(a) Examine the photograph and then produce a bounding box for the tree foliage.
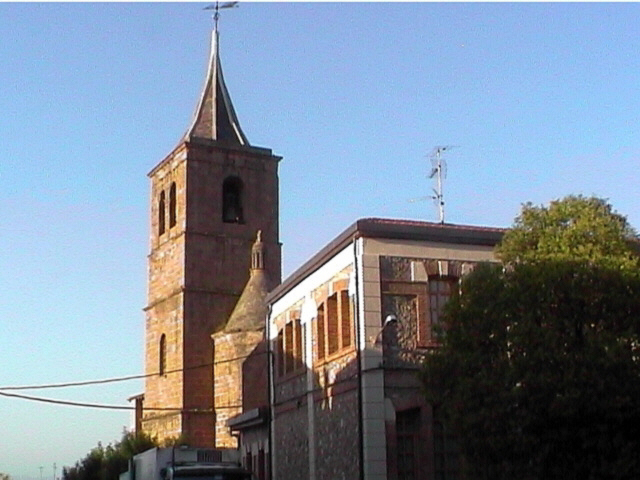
[496,195,638,269]
[62,431,158,480]
[423,196,640,479]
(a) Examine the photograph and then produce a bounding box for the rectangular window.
[316,304,326,361]
[315,290,354,362]
[327,293,339,355]
[266,450,271,480]
[294,318,303,370]
[284,322,294,374]
[340,290,352,348]
[258,448,266,480]
[397,408,420,480]
[277,318,305,377]
[433,407,461,480]
[276,330,284,377]
[244,451,253,473]
[428,277,457,339]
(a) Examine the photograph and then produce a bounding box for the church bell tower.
[142,24,281,446]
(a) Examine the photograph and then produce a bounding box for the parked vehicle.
[119,447,254,480]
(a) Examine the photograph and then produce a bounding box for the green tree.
[423,196,640,480]
[496,195,638,269]
[62,431,157,480]
[1,473,12,480]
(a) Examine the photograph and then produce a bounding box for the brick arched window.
[169,182,177,228]
[159,334,167,376]
[158,191,166,236]
[222,176,244,224]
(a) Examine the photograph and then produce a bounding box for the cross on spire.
[185,1,247,145]
[204,1,239,32]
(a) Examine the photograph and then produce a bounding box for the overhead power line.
[0,372,149,391]
[0,351,268,411]
[0,390,242,412]
[0,351,267,391]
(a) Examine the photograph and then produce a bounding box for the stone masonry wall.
[378,254,493,480]
[186,144,281,289]
[144,139,281,448]
[274,406,309,480]
[273,265,361,480]
[314,388,360,480]
[178,143,281,446]
[143,148,187,443]
[212,330,266,448]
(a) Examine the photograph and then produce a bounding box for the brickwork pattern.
[143,139,281,446]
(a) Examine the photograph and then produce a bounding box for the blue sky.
[1,2,639,477]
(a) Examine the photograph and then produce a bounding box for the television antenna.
[204,1,239,31]
[408,146,455,223]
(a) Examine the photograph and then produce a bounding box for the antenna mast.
[429,146,452,224]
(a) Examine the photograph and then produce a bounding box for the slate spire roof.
[184,27,249,146]
[224,231,270,333]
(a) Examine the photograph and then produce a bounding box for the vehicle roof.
[173,463,248,473]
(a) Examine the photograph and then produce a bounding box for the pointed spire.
[184,26,249,146]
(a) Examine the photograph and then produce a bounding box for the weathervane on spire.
[204,1,239,32]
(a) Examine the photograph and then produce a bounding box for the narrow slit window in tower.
[158,191,166,236]
[169,182,177,228]
[159,334,167,376]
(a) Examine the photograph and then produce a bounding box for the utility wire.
[0,372,149,391]
[0,390,243,411]
[0,351,268,411]
[0,351,268,391]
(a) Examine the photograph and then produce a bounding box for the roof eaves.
[266,220,360,304]
[267,218,506,305]
[228,406,269,431]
